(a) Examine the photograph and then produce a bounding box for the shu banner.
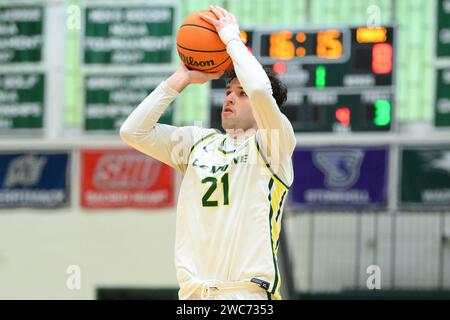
[80,149,174,209]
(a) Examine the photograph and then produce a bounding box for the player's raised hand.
[199,5,242,45]
[199,5,237,29]
[166,63,223,92]
[181,63,224,84]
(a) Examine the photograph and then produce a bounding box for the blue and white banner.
[289,146,389,209]
[0,152,70,208]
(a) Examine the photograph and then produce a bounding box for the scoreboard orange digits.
[267,29,343,60]
[269,31,295,60]
[317,29,343,59]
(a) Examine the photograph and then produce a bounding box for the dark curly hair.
[225,66,288,108]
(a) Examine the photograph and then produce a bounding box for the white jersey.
[120,37,296,300]
[175,131,290,300]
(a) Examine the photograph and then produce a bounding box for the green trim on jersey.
[267,178,279,295]
[275,191,287,222]
[188,132,220,163]
[275,190,287,252]
[254,136,291,190]
[217,137,236,155]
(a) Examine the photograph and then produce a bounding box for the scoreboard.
[210,26,395,133]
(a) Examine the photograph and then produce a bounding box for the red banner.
[81,149,174,209]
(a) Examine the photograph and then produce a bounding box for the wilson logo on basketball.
[179,52,215,67]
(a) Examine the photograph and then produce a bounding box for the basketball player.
[120,5,295,300]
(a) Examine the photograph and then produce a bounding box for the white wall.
[0,207,178,299]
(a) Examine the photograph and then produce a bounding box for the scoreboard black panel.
[210,26,395,133]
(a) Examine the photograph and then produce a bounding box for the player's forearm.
[226,40,272,97]
[166,71,190,93]
[120,81,178,144]
[228,40,296,156]
[227,40,292,132]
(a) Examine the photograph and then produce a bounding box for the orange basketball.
[177,10,232,73]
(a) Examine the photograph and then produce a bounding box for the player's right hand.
[178,63,224,84]
[166,63,223,93]
[199,5,241,45]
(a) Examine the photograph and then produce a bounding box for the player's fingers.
[193,71,223,84]
[212,70,225,79]
[213,5,229,17]
[198,12,219,26]
[209,5,225,19]
[206,70,224,81]
[205,69,222,77]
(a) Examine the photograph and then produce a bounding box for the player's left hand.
[199,5,242,45]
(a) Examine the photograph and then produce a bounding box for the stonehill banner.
[289,146,388,210]
[80,149,174,209]
[0,152,70,208]
[400,146,450,209]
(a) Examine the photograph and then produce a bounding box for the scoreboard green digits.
[210,26,395,133]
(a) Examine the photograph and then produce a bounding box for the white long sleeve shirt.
[120,39,296,300]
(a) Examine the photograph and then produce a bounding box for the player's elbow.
[287,129,296,153]
[119,125,134,145]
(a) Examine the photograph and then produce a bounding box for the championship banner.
[0,6,43,63]
[0,73,45,130]
[0,152,70,208]
[84,6,174,65]
[81,149,174,208]
[0,6,45,131]
[435,67,450,127]
[84,72,173,131]
[400,146,450,208]
[437,0,450,58]
[289,146,388,209]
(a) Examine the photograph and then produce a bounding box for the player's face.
[221,78,257,132]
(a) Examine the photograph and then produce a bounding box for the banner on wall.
[83,6,174,65]
[84,72,173,131]
[0,6,45,131]
[81,149,174,208]
[289,146,388,209]
[400,146,450,208]
[0,6,43,64]
[435,68,450,127]
[437,0,450,58]
[0,152,70,208]
[0,73,45,130]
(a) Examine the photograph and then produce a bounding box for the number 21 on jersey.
[201,173,230,207]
